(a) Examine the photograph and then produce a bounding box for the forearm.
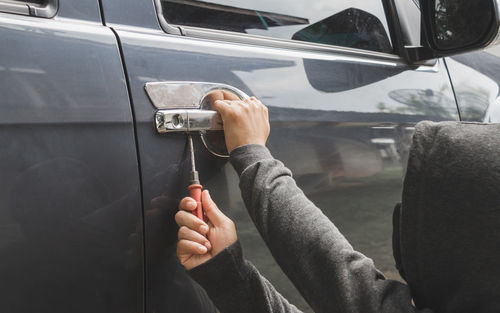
[230,145,423,313]
[189,241,302,313]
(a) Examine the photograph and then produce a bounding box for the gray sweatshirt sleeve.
[189,240,302,313]
[191,144,427,313]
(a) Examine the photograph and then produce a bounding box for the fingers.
[222,90,240,100]
[212,99,231,117]
[179,197,197,212]
[177,239,208,256]
[249,97,267,111]
[212,96,269,153]
[202,190,230,227]
[178,226,212,250]
[211,90,242,116]
[205,90,241,103]
[213,98,266,117]
[175,210,209,235]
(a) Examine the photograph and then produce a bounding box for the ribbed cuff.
[189,240,245,284]
[229,144,273,176]
[188,241,251,311]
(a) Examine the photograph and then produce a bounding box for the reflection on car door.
[101,0,459,311]
[0,1,143,312]
[445,47,500,122]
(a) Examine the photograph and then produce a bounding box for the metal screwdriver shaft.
[188,134,199,184]
[187,135,204,220]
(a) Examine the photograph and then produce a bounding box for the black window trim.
[152,0,404,62]
[0,0,58,18]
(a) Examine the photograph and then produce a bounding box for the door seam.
[110,25,148,313]
[442,57,463,121]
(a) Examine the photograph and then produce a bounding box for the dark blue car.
[0,0,499,312]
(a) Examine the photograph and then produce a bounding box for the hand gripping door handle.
[145,81,250,133]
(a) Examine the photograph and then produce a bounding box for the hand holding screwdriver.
[176,96,269,270]
[176,190,237,270]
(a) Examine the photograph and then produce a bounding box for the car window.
[5,0,46,4]
[0,0,54,17]
[160,0,393,53]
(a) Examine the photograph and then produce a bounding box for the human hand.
[212,97,270,153]
[203,89,240,130]
[175,190,237,270]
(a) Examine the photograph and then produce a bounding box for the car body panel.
[105,0,459,306]
[101,0,159,29]
[445,47,500,122]
[56,0,101,22]
[7,0,497,311]
[0,4,143,313]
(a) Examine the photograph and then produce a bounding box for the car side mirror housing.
[407,0,500,61]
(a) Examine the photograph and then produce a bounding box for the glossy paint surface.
[446,47,500,122]
[101,0,159,29]
[112,9,458,310]
[0,9,143,313]
[5,0,498,311]
[55,0,101,22]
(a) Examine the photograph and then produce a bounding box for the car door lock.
[145,81,250,157]
[155,109,222,133]
[146,81,249,134]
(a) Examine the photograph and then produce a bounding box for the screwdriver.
[187,134,204,221]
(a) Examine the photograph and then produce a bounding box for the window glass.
[161,0,393,53]
[7,0,46,4]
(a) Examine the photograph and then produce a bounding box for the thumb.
[202,190,228,226]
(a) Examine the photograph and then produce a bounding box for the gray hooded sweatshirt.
[189,121,500,313]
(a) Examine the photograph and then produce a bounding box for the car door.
[444,46,500,123]
[100,0,459,312]
[0,1,143,312]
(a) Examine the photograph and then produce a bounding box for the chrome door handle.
[155,109,222,133]
[145,81,249,134]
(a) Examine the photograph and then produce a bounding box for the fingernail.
[199,246,207,253]
[200,225,209,233]
[205,190,211,199]
[187,200,197,209]
[204,241,212,250]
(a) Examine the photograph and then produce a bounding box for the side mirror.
[408,0,500,61]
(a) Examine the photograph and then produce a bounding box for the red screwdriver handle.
[188,184,204,221]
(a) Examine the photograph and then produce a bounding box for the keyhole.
[171,114,184,129]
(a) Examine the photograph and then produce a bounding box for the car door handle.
[145,81,249,133]
[155,109,222,133]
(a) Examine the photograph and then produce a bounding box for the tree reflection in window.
[163,0,309,33]
[292,8,392,53]
[10,0,46,4]
[162,0,393,53]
